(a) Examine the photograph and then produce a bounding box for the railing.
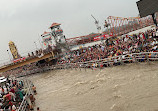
[53,52,158,69]
[0,60,13,68]
[17,79,33,111]
[14,52,158,110]
[0,47,54,70]
[14,52,158,78]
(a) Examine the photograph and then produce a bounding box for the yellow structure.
[8,41,20,59]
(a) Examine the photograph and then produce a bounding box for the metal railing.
[54,52,158,69]
[13,52,158,78]
[14,52,158,110]
[0,47,53,70]
[18,79,33,111]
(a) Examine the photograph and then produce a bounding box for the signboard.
[93,34,110,41]
[94,36,101,41]
[13,57,26,63]
[137,0,158,17]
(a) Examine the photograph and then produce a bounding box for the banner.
[13,57,26,63]
[93,34,110,41]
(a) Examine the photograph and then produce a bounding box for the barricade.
[11,52,157,111]
[18,79,34,111]
[11,52,158,78]
[55,52,158,70]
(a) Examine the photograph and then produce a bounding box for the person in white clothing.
[3,86,7,95]
[0,88,3,95]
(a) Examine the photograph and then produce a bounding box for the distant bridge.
[0,52,54,73]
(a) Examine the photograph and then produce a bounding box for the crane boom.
[91,14,102,33]
[91,14,97,21]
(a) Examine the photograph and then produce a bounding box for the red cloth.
[6,94,11,100]
[9,101,13,106]
[100,65,103,68]
[10,88,15,93]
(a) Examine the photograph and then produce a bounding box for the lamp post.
[34,41,38,50]
[38,35,44,50]
[7,50,11,61]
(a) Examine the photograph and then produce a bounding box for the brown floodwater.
[28,62,158,111]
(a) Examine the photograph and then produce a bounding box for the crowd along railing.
[13,52,158,78]
[54,52,158,69]
[15,52,158,110]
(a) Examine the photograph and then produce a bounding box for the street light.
[34,41,38,50]
[38,35,44,50]
[7,50,11,61]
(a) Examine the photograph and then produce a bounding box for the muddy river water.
[29,62,158,111]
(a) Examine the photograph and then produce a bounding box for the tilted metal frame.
[65,15,154,47]
[107,15,154,37]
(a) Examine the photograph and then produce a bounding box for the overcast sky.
[0,0,139,63]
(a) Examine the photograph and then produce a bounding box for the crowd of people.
[2,63,38,77]
[0,78,24,110]
[1,29,158,76]
[0,77,40,111]
[0,25,157,111]
[2,62,53,77]
[58,29,158,64]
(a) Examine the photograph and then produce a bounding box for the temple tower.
[8,41,20,59]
